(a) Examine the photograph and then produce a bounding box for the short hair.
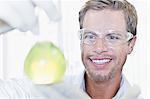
[79,0,138,36]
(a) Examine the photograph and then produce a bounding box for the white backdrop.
[0,0,149,98]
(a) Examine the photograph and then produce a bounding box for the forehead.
[83,9,126,32]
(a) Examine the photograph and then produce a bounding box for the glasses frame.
[78,28,134,46]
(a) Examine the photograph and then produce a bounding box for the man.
[0,0,142,99]
[78,0,142,98]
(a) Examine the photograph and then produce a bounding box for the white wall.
[0,0,149,98]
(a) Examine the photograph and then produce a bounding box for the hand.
[0,0,60,34]
[120,85,141,99]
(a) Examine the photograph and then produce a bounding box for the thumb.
[120,85,141,99]
[0,19,12,34]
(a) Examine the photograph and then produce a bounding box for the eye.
[106,33,122,41]
[83,32,96,40]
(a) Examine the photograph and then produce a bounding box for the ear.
[127,36,136,54]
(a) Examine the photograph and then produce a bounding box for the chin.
[85,65,119,83]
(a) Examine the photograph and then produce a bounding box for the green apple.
[24,41,66,84]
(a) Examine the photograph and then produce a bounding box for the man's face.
[81,9,136,82]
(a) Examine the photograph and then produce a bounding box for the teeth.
[92,59,110,65]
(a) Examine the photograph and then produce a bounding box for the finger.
[32,0,61,22]
[0,1,21,33]
[7,0,37,32]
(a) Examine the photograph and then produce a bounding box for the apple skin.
[24,41,66,84]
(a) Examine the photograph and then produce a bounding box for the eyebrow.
[84,31,98,36]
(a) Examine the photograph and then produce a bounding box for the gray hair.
[79,0,138,35]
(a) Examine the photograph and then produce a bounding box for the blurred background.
[0,0,149,98]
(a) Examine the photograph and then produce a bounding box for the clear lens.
[79,28,133,46]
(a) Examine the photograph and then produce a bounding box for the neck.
[85,72,121,99]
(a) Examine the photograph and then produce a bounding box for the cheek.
[81,45,91,64]
[117,47,127,55]
[81,46,88,58]
[113,46,128,65]
[81,49,87,67]
[81,44,91,54]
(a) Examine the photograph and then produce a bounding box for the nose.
[93,39,108,54]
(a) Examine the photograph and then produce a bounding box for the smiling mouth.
[89,57,112,69]
[92,59,111,65]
